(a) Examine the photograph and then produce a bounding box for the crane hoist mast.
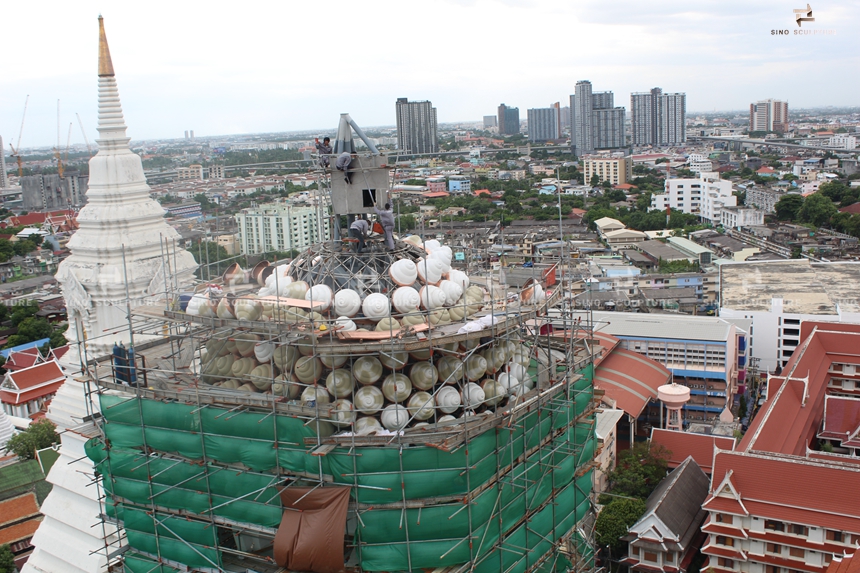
[8,95,29,177]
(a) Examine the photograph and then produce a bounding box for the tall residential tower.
[749,99,789,133]
[497,103,520,135]
[570,81,626,156]
[395,98,438,154]
[630,87,687,146]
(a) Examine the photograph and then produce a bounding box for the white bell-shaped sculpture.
[407,392,435,421]
[254,341,275,363]
[249,364,274,390]
[436,386,462,414]
[423,239,441,253]
[482,347,507,374]
[511,346,531,367]
[409,361,438,390]
[305,284,333,312]
[234,333,260,357]
[428,249,451,274]
[419,285,447,310]
[362,293,391,320]
[375,317,401,332]
[234,298,263,321]
[437,414,457,423]
[326,369,354,398]
[522,375,535,391]
[294,356,323,383]
[273,345,299,371]
[331,399,356,427]
[353,356,384,385]
[448,269,470,292]
[465,354,488,381]
[216,297,235,319]
[390,259,418,286]
[437,356,464,385]
[355,416,383,435]
[334,289,361,317]
[231,356,256,378]
[505,362,529,383]
[286,281,309,299]
[497,372,520,395]
[301,385,330,405]
[335,316,357,332]
[482,379,506,406]
[382,373,412,403]
[433,245,453,267]
[438,280,463,307]
[320,351,348,369]
[392,287,421,314]
[354,386,385,414]
[381,404,410,431]
[272,374,300,398]
[462,382,486,409]
[187,292,215,317]
[379,350,409,370]
[400,313,426,327]
[416,257,444,284]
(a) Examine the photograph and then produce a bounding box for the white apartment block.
[209,165,225,179]
[582,156,632,186]
[236,203,330,255]
[720,206,764,229]
[829,135,857,150]
[176,164,204,181]
[687,154,713,174]
[651,172,736,224]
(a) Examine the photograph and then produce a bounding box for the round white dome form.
[334,289,362,317]
[305,284,333,311]
[0,410,16,452]
[389,259,418,286]
[657,383,691,407]
[392,287,421,314]
[436,386,462,414]
[381,404,410,431]
[362,293,391,320]
[419,285,447,310]
[355,416,383,435]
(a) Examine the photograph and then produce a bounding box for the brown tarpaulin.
[274,486,351,573]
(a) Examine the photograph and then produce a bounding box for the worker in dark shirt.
[349,218,370,253]
[314,137,332,168]
[375,203,395,250]
[336,152,357,184]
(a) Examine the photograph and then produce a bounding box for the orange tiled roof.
[0,493,40,528]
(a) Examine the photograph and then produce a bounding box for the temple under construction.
[27,17,600,573]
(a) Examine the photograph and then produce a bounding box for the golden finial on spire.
[98,16,115,78]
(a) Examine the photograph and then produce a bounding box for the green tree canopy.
[797,192,837,227]
[4,419,59,460]
[774,194,804,221]
[595,498,648,555]
[606,442,671,499]
[0,544,14,573]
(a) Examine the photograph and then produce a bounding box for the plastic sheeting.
[274,487,351,573]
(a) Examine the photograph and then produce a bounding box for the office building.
[749,99,789,133]
[208,164,225,179]
[527,107,560,142]
[582,155,632,186]
[482,115,497,129]
[630,87,687,146]
[720,206,764,229]
[236,203,331,254]
[497,103,520,135]
[175,164,204,181]
[395,98,438,154]
[570,81,626,155]
[447,175,471,194]
[651,172,736,224]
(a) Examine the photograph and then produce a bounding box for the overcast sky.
[2,0,857,149]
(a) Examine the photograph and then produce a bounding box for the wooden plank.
[256,296,326,310]
[311,444,337,457]
[335,323,429,341]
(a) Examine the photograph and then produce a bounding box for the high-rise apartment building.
[497,104,520,135]
[395,98,438,154]
[570,81,626,156]
[630,87,687,146]
[236,203,331,255]
[527,107,560,142]
[482,115,497,129]
[749,99,789,133]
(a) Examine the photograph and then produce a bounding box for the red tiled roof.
[5,361,65,391]
[702,495,748,516]
[0,382,63,406]
[0,520,41,546]
[757,167,775,173]
[0,493,40,528]
[594,347,671,418]
[4,210,74,228]
[701,521,747,538]
[422,191,450,198]
[711,450,860,533]
[3,348,42,372]
[827,552,860,573]
[650,429,735,473]
[746,528,850,555]
[839,203,860,215]
[474,189,491,196]
[701,544,746,560]
[820,395,860,442]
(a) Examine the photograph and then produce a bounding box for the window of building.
[718,558,735,569]
[766,566,781,573]
[717,536,735,547]
[715,513,733,524]
[767,543,781,554]
[791,524,808,536]
[789,547,804,559]
[826,530,844,543]
[642,551,659,563]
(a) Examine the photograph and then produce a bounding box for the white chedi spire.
[56,16,196,360]
[23,18,196,573]
[0,409,15,452]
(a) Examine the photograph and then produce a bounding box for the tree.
[41,239,53,250]
[606,442,671,499]
[10,301,39,327]
[0,544,14,573]
[774,194,804,221]
[12,239,37,256]
[589,174,600,187]
[187,240,233,280]
[4,419,59,460]
[595,498,647,555]
[3,316,54,349]
[797,192,837,227]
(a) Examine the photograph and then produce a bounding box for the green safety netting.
[122,507,220,570]
[123,552,182,573]
[90,372,595,573]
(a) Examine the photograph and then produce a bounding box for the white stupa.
[23,17,197,573]
[0,409,15,452]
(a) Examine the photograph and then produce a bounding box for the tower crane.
[76,113,93,156]
[55,100,63,178]
[8,95,29,177]
[60,122,72,179]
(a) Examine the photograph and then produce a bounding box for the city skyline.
[1,0,857,148]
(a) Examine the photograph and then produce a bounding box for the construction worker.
[375,202,396,250]
[349,217,370,253]
[314,137,332,168]
[336,152,357,184]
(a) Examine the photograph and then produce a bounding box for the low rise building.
[651,172,736,224]
[175,164,204,181]
[582,156,633,186]
[746,186,790,214]
[720,206,765,229]
[448,176,471,194]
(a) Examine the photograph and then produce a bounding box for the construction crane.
[55,100,63,178]
[76,113,93,156]
[60,122,72,179]
[8,95,29,177]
